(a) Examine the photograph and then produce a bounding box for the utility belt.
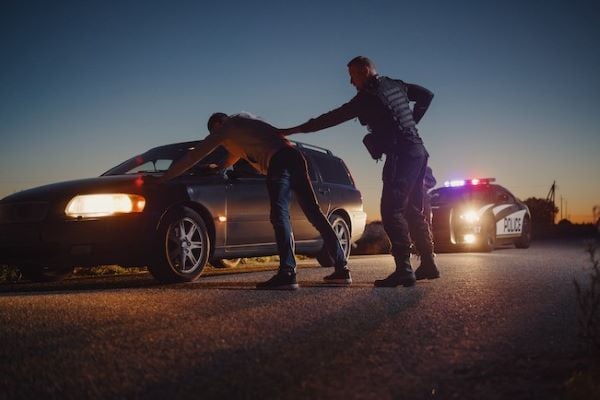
[362,129,422,160]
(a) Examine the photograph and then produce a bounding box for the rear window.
[310,153,354,186]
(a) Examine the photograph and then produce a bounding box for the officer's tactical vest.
[359,76,422,147]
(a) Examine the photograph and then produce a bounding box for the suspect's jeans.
[380,144,434,262]
[267,147,347,274]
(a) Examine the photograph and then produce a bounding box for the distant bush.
[352,221,391,255]
[524,197,558,238]
[0,264,21,282]
[557,220,598,238]
[574,241,600,353]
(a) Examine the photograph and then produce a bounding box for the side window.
[312,153,353,186]
[304,155,318,182]
[495,187,514,203]
[231,159,263,179]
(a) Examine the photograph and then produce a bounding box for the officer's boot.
[414,252,440,280]
[374,254,416,287]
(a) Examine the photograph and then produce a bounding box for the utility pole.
[547,181,557,223]
[560,196,563,221]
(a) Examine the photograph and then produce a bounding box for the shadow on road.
[0,273,431,295]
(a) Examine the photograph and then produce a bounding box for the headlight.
[65,194,146,218]
[460,210,480,224]
[463,234,477,244]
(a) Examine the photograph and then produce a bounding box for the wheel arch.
[329,208,352,236]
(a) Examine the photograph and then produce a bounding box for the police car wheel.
[514,217,531,249]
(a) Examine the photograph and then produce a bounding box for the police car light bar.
[444,178,496,187]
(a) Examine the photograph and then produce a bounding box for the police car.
[429,178,531,252]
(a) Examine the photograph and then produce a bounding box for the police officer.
[281,56,440,287]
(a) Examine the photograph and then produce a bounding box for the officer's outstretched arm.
[280,98,360,135]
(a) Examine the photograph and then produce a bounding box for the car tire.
[19,265,74,283]
[316,214,351,267]
[514,217,531,249]
[210,258,242,268]
[148,207,210,283]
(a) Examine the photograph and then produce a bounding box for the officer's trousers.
[380,145,434,262]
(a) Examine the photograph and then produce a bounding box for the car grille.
[0,202,49,223]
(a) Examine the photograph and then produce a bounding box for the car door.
[493,187,526,238]
[225,160,274,246]
[291,149,331,241]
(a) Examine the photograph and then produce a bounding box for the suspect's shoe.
[374,272,416,288]
[414,266,440,280]
[256,271,299,290]
[323,269,352,285]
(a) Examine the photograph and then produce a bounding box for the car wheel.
[478,220,496,253]
[316,214,351,267]
[514,217,531,249]
[148,207,210,283]
[19,265,74,283]
[210,258,242,268]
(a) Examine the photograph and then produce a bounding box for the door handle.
[318,188,330,194]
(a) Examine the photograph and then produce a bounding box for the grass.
[565,239,600,399]
[574,240,600,352]
[0,255,313,283]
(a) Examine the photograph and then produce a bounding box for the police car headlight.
[463,234,477,244]
[65,194,146,218]
[460,210,480,224]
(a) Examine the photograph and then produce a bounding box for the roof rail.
[292,140,333,156]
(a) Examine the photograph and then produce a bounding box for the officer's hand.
[279,127,302,136]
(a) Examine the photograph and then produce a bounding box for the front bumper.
[432,207,486,249]
[349,210,367,243]
[0,215,153,267]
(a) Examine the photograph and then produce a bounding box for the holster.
[362,133,383,160]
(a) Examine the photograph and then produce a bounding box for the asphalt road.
[0,239,596,400]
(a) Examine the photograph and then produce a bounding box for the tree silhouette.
[524,197,558,237]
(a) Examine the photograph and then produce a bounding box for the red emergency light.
[444,178,496,187]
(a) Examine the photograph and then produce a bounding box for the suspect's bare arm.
[161,133,223,181]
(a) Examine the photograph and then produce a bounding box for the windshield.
[430,185,495,206]
[102,142,228,176]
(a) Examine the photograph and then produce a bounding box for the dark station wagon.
[0,141,367,283]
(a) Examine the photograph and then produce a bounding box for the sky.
[1,0,599,223]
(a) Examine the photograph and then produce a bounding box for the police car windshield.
[430,186,494,206]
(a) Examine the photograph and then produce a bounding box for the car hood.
[1,175,149,203]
